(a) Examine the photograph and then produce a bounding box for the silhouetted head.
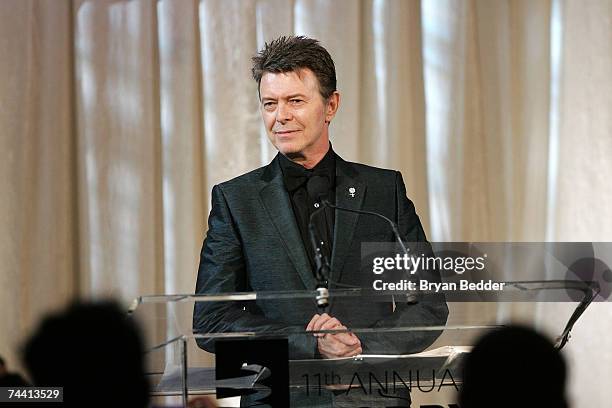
[22,300,149,408]
[0,355,6,376]
[460,325,567,408]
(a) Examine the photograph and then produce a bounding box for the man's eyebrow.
[261,94,307,102]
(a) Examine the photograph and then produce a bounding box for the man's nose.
[276,102,292,123]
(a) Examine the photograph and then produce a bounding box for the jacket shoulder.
[214,164,269,196]
[343,160,399,181]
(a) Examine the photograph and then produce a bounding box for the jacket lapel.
[330,157,366,285]
[259,156,316,290]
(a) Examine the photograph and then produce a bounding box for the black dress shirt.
[279,146,336,270]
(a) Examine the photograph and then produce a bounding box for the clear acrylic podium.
[129,281,596,407]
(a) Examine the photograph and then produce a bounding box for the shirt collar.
[279,144,336,191]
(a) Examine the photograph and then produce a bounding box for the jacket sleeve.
[192,184,317,359]
[360,171,449,354]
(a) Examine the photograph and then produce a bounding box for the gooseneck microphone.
[307,175,333,309]
[322,199,421,304]
[325,200,421,304]
[308,221,331,309]
[307,177,422,307]
[320,200,410,258]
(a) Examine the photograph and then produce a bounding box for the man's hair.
[251,35,337,100]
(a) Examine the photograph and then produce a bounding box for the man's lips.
[274,129,301,135]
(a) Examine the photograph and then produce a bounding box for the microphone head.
[307,175,330,202]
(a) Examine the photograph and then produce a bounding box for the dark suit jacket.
[193,153,448,360]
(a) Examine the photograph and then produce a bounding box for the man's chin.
[276,144,305,160]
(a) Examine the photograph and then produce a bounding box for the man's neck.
[285,143,330,169]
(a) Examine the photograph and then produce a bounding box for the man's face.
[259,68,339,163]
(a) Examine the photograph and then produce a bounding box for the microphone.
[320,200,409,257]
[307,176,332,309]
[319,199,420,304]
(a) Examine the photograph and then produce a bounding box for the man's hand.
[306,313,362,359]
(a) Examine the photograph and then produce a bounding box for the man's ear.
[325,91,340,123]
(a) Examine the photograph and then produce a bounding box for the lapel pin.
[348,187,356,197]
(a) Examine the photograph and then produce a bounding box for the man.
[193,36,448,405]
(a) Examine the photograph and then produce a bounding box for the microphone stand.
[307,198,424,308]
[308,213,331,309]
[320,199,420,304]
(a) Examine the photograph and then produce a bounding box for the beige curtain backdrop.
[1,0,610,406]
